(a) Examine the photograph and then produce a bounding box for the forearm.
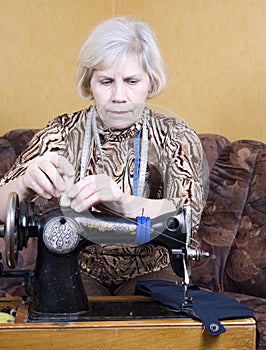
[0,177,34,222]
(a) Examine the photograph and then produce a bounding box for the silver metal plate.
[43,216,80,254]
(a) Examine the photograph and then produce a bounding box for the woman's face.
[90,55,151,129]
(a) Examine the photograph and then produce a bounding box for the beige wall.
[1,0,265,143]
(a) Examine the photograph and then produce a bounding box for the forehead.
[95,54,146,76]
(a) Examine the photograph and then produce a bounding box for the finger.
[69,174,122,212]
[38,159,66,193]
[23,167,57,198]
[68,175,96,198]
[69,174,119,203]
[47,153,75,177]
[69,176,100,210]
[69,182,97,207]
[29,183,53,199]
[71,193,100,212]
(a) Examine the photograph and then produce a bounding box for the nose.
[112,81,126,103]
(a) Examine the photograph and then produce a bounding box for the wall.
[0,0,265,142]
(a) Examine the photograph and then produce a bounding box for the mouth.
[108,110,132,115]
[99,108,142,129]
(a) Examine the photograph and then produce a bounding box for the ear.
[147,89,154,99]
[147,80,153,98]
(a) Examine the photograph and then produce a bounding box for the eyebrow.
[95,73,143,79]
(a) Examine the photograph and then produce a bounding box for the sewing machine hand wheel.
[5,192,20,268]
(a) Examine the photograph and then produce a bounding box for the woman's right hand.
[21,152,75,200]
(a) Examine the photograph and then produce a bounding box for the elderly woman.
[0,17,204,295]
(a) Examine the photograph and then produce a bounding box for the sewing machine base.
[27,295,183,322]
[0,296,256,350]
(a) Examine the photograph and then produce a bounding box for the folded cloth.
[135,280,258,342]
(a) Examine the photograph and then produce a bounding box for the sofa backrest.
[0,129,37,178]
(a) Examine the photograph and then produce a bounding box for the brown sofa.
[0,129,265,349]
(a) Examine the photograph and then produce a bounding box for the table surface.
[0,296,257,350]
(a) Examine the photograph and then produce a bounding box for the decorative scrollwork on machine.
[43,216,81,254]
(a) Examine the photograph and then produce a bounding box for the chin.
[102,112,140,130]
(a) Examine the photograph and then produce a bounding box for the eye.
[100,79,113,86]
[126,78,139,85]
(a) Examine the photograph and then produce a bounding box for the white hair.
[77,16,167,100]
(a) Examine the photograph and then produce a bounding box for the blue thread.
[133,131,141,196]
[135,216,150,245]
[135,216,141,245]
[145,216,151,243]
[140,216,145,245]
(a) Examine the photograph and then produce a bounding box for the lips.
[111,111,130,115]
[108,110,131,114]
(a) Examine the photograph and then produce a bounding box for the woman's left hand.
[67,173,126,213]
[67,173,175,219]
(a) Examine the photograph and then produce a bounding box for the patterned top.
[0,106,204,286]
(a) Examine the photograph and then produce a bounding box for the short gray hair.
[77,16,167,100]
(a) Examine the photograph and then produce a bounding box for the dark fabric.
[135,280,257,341]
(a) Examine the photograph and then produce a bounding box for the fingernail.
[44,194,52,200]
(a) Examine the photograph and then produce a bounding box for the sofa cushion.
[224,147,266,298]
[199,133,230,171]
[3,129,38,157]
[192,138,266,299]
[0,129,37,179]
[0,137,17,178]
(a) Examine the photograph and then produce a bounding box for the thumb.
[49,153,75,177]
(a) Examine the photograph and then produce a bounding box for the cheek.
[137,79,151,101]
[135,86,150,102]
[92,88,109,108]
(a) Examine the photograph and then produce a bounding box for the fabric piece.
[135,280,255,337]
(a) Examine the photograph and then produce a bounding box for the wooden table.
[0,296,256,350]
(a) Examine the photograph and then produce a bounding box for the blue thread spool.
[135,216,150,245]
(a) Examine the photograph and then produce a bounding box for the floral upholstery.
[192,134,266,349]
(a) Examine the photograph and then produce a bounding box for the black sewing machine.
[0,192,208,322]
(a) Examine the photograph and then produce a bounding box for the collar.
[96,110,146,144]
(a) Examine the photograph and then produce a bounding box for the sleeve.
[0,116,68,186]
[165,122,205,233]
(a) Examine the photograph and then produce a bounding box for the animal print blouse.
[0,106,204,286]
